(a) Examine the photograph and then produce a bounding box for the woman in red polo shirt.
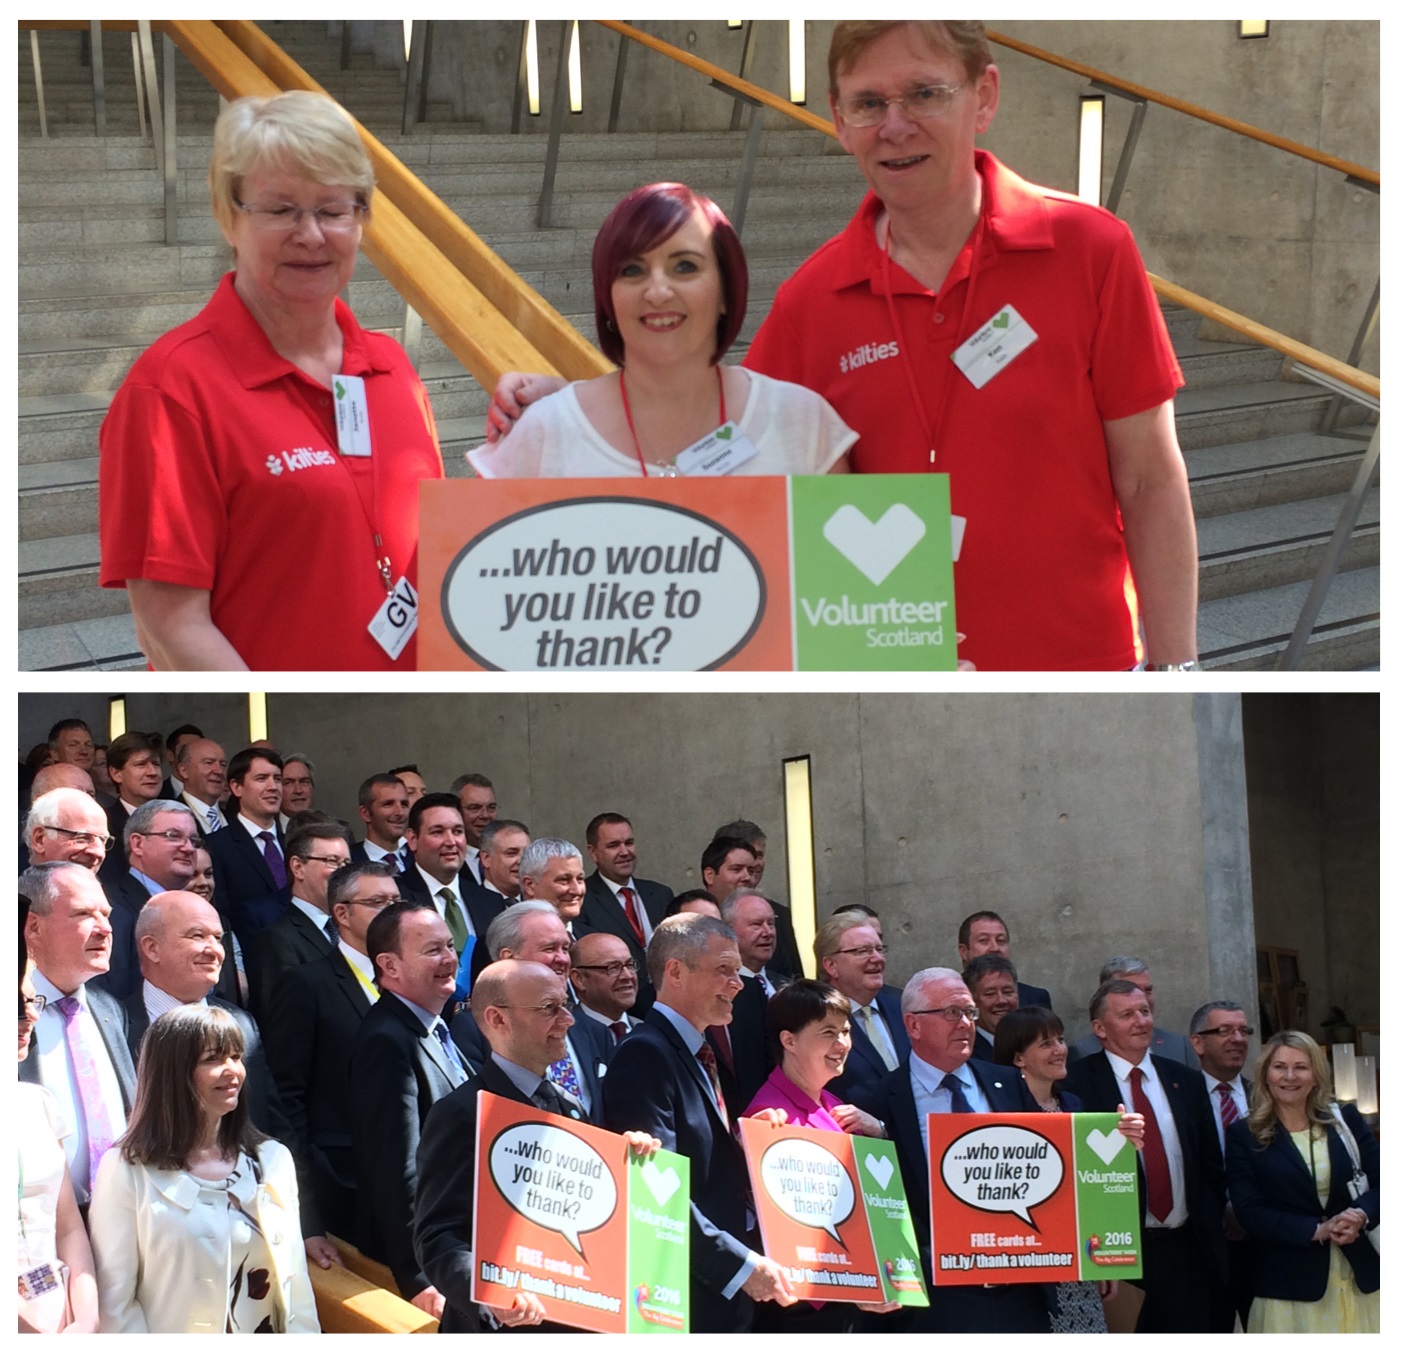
[99,91,443,670]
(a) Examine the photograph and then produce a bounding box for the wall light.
[783,754,816,977]
[568,20,583,114]
[727,20,743,29]
[1332,1041,1358,1100]
[788,20,806,105]
[402,20,412,63]
[108,696,126,740]
[248,693,268,744]
[1356,1055,1378,1114]
[1077,93,1105,206]
[1238,21,1270,38]
[526,20,541,116]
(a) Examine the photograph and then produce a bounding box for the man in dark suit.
[603,913,796,1332]
[170,737,229,839]
[850,966,1051,1331]
[350,902,474,1320]
[815,912,909,1102]
[19,861,137,1206]
[476,818,531,905]
[1190,999,1256,1331]
[159,722,204,801]
[1064,980,1228,1332]
[451,901,613,1121]
[715,889,782,1108]
[957,909,1053,1010]
[267,862,399,1243]
[578,812,673,1012]
[99,730,165,881]
[1067,956,1199,1068]
[416,958,632,1333]
[451,772,498,889]
[569,931,643,1041]
[712,819,803,979]
[963,953,1021,1064]
[396,793,503,958]
[23,783,111,876]
[247,819,351,1022]
[205,746,288,954]
[517,838,588,935]
[349,772,411,870]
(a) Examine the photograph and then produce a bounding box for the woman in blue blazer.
[1225,1030,1378,1333]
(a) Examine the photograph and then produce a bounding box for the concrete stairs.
[17,22,1379,671]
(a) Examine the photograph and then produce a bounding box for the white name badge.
[334,373,372,456]
[673,422,760,477]
[952,305,1039,389]
[368,575,418,660]
[950,514,967,563]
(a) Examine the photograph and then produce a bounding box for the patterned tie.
[256,831,286,887]
[941,1072,974,1112]
[437,886,468,954]
[533,1078,582,1119]
[708,1023,735,1076]
[547,1051,584,1103]
[609,1021,627,1044]
[860,1004,898,1071]
[1130,1066,1174,1222]
[55,997,117,1182]
[618,887,646,945]
[430,1021,469,1086]
[1217,1081,1240,1128]
[695,1040,729,1130]
[205,804,223,833]
[322,914,339,946]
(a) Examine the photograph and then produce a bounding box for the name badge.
[674,422,760,477]
[368,575,418,660]
[952,305,1038,389]
[334,373,372,456]
[950,514,967,563]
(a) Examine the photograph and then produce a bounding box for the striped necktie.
[1217,1081,1239,1128]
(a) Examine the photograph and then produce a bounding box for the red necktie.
[709,1023,735,1076]
[1217,1081,1239,1128]
[695,1040,729,1130]
[1129,1066,1173,1223]
[618,886,645,945]
[609,1021,627,1044]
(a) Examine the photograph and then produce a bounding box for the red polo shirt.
[100,273,444,670]
[745,151,1183,671]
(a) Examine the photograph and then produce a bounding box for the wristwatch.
[1145,661,1199,672]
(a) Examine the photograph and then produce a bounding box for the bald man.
[30,763,98,800]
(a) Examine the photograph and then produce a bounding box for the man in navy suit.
[957,909,1053,1010]
[170,738,229,839]
[711,820,803,979]
[577,812,673,1012]
[451,900,614,1121]
[816,912,909,1102]
[603,914,796,1332]
[349,773,412,870]
[850,966,1051,1331]
[395,794,504,959]
[158,722,203,801]
[451,772,498,889]
[204,746,288,954]
[1065,980,1227,1332]
[963,953,1021,1063]
[99,731,165,881]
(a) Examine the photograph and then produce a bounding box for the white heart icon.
[1085,1128,1128,1165]
[640,1159,681,1206]
[822,504,927,585]
[864,1152,894,1190]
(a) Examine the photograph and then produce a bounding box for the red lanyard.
[879,197,988,468]
[620,365,727,477]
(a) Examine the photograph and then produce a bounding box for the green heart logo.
[334,379,346,399]
[715,425,733,440]
[992,312,1010,330]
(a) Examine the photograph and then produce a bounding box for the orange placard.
[418,478,792,670]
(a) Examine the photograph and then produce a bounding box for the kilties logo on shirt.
[266,447,336,476]
[839,339,900,375]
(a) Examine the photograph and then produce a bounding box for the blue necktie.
[941,1072,974,1112]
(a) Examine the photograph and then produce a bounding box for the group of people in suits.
[17,727,1380,1334]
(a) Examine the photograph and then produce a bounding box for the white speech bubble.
[441,498,766,670]
[489,1121,617,1257]
[759,1138,856,1245]
[939,1124,1065,1229]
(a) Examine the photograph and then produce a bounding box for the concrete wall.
[21,690,1277,1044]
[381,19,1376,364]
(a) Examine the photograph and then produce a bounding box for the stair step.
[1187,431,1370,518]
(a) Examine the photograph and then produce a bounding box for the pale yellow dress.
[1247,1127,1380,1334]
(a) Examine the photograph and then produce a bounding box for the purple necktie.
[55,996,117,1183]
[547,1051,584,1102]
[256,831,286,887]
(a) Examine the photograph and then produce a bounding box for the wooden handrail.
[1150,274,1379,401]
[309,1260,438,1334]
[596,20,837,140]
[987,30,1379,188]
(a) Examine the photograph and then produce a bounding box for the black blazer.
[828,984,910,1103]
[452,1008,613,1123]
[205,819,287,953]
[1225,1105,1379,1300]
[766,899,803,982]
[18,983,137,1204]
[713,973,772,1113]
[603,1008,755,1333]
[94,868,152,1001]
[1017,980,1053,1010]
[349,989,465,1298]
[349,839,407,869]
[247,903,337,1024]
[1064,1050,1228,1281]
[575,872,673,1012]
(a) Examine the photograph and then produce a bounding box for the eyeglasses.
[910,1004,980,1023]
[20,994,47,1017]
[135,829,199,847]
[40,825,114,852]
[234,199,367,234]
[836,944,887,958]
[341,896,396,910]
[573,959,638,977]
[1196,1025,1255,1039]
[836,83,966,128]
[302,855,351,869]
[502,1001,573,1020]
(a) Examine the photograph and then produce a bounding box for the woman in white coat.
[89,1004,319,1333]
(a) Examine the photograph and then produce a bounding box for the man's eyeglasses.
[573,960,638,978]
[910,1004,980,1023]
[134,829,199,847]
[836,944,886,958]
[1196,1025,1255,1039]
[302,855,351,869]
[40,825,114,852]
[836,83,966,128]
[501,1001,573,1020]
[20,994,47,1018]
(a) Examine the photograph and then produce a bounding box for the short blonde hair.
[209,90,374,236]
[828,22,993,96]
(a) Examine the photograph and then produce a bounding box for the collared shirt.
[850,995,899,1069]
[338,940,378,1002]
[462,845,483,887]
[289,895,337,944]
[387,990,468,1084]
[1103,1050,1189,1227]
[740,965,778,999]
[237,812,281,851]
[600,874,653,944]
[142,979,203,1025]
[493,1051,547,1102]
[908,1054,991,1154]
[128,867,164,898]
[416,865,474,936]
[1205,1072,1249,1154]
[362,837,401,866]
[577,1002,638,1036]
[29,970,128,1197]
[180,791,222,829]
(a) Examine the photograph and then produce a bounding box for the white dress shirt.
[600,874,653,944]
[1205,1072,1249,1153]
[1104,1050,1189,1227]
[415,865,475,936]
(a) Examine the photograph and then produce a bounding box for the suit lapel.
[329,951,372,1021]
[233,818,276,889]
[583,876,639,951]
[648,1011,728,1133]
